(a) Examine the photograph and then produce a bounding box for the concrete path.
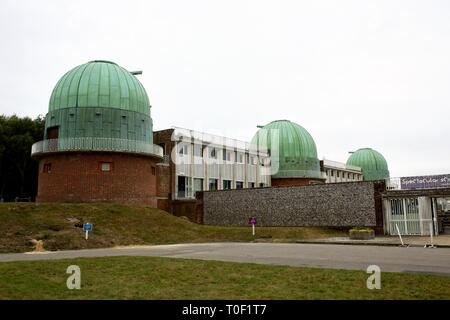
[1,243,449,276]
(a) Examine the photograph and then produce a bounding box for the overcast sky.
[0,0,449,177]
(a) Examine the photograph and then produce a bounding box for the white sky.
[0,0,449,177]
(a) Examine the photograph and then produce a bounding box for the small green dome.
[346,148,390,181]
[250,120,321,179]
[49,60,150,115]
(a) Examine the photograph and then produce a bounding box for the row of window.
[328,170,362,180]
[179,144,259,164]
[42,162,156,175]
[177,176,263,197]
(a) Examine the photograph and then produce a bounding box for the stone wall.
[202,181,385,229]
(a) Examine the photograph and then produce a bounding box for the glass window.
[194,145,203,157]
[209,147,217,159]
[177,176,187,198]
[178,144,188,156]
[193,178,203,192]
[209,178,218,191]
[237,153,244,163]
[248,182,255,188]
[43,163,52,173]
[236,181,244,189]
[223,180,232,190]
[101,162,111,172]
[223,149,231,161]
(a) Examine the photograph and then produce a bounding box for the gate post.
[418,196,432,236]
[383,199,391,235]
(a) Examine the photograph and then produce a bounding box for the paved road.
[1,243,449,276]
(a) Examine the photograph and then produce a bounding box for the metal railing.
[31,137,163,158]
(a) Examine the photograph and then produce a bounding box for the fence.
[31,137,163,157]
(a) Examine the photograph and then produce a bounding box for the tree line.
[0,115,45,201]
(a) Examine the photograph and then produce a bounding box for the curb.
[293,240,450,248]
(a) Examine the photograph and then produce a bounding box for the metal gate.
[387,198,421,235]
[385,197,438,235]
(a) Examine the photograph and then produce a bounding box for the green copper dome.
[44,60,154,144]
[346,148,390,181]
[250,120,321,179]
[49,60,150,115]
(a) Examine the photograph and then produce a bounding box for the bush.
[349,227,375,240]
[349,227,373,233]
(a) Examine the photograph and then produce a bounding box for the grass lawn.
[0,256,449,299]
[0,203,344,253]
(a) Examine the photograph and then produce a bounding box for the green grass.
[0,256,448,299]
[0,203,344,253]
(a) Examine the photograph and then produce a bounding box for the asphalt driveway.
[1,243,449,276]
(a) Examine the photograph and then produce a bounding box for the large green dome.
[346,148,390,181]
[250,120,321,179]
[44,60,153,144]
[49,60,150,115]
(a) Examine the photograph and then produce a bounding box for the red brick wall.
[156,164,171,198]
[170,199,203,224]
[36,152,159,206]
[271,177,325,186]
[153,129,176,199]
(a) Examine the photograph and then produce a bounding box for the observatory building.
[31,60,386,207]
[31,60,163,205]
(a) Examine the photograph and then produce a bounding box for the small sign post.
[83,223,93,240]
[248,217,257,236]
[424,222,436,248]
[395,224,408,247]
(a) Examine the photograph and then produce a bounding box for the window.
[237,153,244,163]
[209,147,217,159]
[236,181,244,189]
[193,178,203,193]
[177,176,188,198]
[259,183,265,188]
[248,182,255,188]
[194,145,203,157]
[209,178,218,191]
[337,171,340,178]
[178,144,188,156]
[151,166,156,175]
[249,156,256,165]
[330,170,334,177]
[43,163,52,173]
[223,180,232,190]
[223,149,231,161]
[101,162,111,172]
